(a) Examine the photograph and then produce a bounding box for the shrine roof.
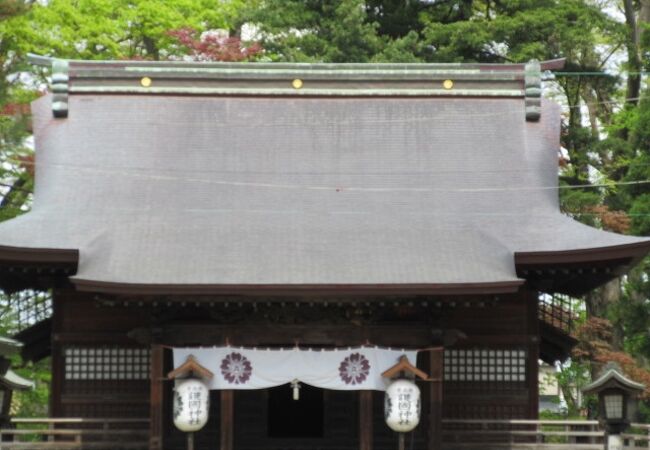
[0,336,22,356]
[0,369,35,391]
[0,57,648,296]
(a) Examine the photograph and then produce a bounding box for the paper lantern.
[173,378,210,432]
[384,379,421,432]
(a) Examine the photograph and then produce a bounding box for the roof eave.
[0,369,34,391]
[71,279,525,297]
[516,241,650,296]
[515,241,650,266]
[0,245,78,264]
[583,369,645,395]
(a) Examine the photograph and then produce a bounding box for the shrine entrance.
[163,386,367,450]
[230,388,429,450]
[267,383,324,438]
[236,387,358,450]
[160,346,435,450]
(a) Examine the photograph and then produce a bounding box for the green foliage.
[10,359,51,418]
[630,97,650,151]
[539,410,567,420]
[0,1,33,225]
[0,111,34,222]
[559,184,601,227]
[629,194,650,235]
[617,274,650,355]
[0,292,52,418]
[421,0,614,63]
[372,31,424,63]
[637,400,650,423]
[2,0,245,60]
[422,17,494,62]
[555,359,591,412]
[246,0,387,62]
[617,97,650,236]
[364,0,433,38]
[1,0,650,422]
[247,0,617,67]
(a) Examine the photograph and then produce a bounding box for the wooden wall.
[51,288,540,449]
[442,290,539,419]
[51,289,151,418]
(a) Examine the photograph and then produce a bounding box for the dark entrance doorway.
[267,383,324,438]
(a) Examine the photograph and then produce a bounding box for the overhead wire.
[3,156,650,194]
[554,71,647,76]
[0,71,647,204]
[0,94,642,125]
[6,162,650,216]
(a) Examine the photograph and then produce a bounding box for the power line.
[0,84,644,127]
[555,72,627,77]
[5,157,650,194]
[554,71,650,77]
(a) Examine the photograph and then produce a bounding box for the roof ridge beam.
[29,55,555,121]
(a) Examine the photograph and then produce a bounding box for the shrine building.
[0,56,648,450]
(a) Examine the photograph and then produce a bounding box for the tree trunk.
[559,378,579,415]
[624,0,641,105]
[585,278,623,350]
[581,86,600,138]
[641,0,650,25]
[143,36,160,60]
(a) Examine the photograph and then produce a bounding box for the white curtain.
[173,346,418,391]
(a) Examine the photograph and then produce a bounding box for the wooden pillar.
[149,344,164,450]
[527,290,540,419]
[359,390,373,450]
[428,347,443,450]
[50,289,65,417]
[220,390,234,450]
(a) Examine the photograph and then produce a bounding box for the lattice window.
[1,290,52,334]
[539,293,577,334]
[443,349,527,382]
[64,347,150,380]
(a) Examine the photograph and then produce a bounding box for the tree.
[167,28,262,62]
[1,0,246,61]
[5,0,650,420]
[0,0,34,224]
[0,0,256,419]
[244,0,423,62]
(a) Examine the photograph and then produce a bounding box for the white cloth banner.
[173,346,417,391]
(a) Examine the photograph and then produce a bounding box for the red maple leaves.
[168,28,262,62]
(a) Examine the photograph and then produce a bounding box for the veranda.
[2,417,650,450]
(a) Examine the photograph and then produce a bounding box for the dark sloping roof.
[0,336,21,356]
[0,336,33,390]
[583,362,645,395]
[0,369,34,390]
[0,60,648,296]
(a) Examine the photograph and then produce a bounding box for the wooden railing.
[622,423,650,449]
[0,418,149,449]
[442,419,603,449]
[3,417,649,450]
[538,294,576,335]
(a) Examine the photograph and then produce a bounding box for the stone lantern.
[583,362,645,450]
[0,336,34,442]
